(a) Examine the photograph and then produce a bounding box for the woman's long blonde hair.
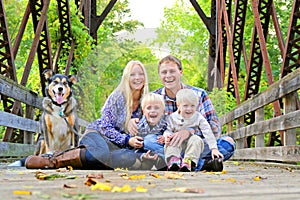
[115,60,149,131]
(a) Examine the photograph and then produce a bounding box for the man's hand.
[211,148,224,159]
[157,135,165,144]
[128,118,139,136]
[169,129,190,147]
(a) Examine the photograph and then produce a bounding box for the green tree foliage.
[153,0,210,89]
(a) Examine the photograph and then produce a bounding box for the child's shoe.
[180,158,192,172]
[167,156,181,171]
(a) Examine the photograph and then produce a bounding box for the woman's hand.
[128,136,144,149]
[169,129,190,147]
[128,118,139,136]
[211,148,224,159]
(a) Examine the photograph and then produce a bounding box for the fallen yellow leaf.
[209,179,223,182]
[164,172,184,179]
[111,185,132,193]
[205,170,226,175]
[91,182,111,191]
[136,185,148,192]
[253,176,261,181]
[226,178,236,182]
[129,174,146,180]
[150,173,161,178]
[233,161,240,166]
[13,190,32,195]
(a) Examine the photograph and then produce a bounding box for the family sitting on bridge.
[24,55,236,172]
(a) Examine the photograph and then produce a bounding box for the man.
[153,55,235,171]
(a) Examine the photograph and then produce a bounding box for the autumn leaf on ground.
[128,174,146,180]
[253,176,266,181]
[149,173,161,178]
[13,190,32,195]
[111,184,132,193]
[118,173,128,178]
[84,178,98,186]
[164,187,205,193]
[63,184,77,188]
[226,178,237,182]
[55,166,73,172]
[209,179,223,182]
[204,170,226,175]
[233,161,240,166]
[119,173,146,180]
[35,171,66,180]
[164,172,184,179]
[86,173,104,179]
[90,182,112,191]
[136,185,148,192]
[114,168,128,172]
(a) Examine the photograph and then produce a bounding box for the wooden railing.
[220,68,300,163]
[0,74,88,159]
[1,69,300,163]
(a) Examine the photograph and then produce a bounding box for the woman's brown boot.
[25,146,86,169]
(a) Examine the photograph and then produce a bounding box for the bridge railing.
[219,68,300,163]
[0,74,89,160]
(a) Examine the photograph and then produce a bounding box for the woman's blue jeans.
[79,132,137,169]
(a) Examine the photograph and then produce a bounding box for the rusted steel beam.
[65,40,75,75]
[56,0,74,74]
[90,0,117,40]
[244,0,283,147]
[242,0,271,147]
[0,0,17,81]
[281,0,300,78]
[21,0,50,87]
[207,0,218,90]
[12,2,31,59]
[244,0,271,100]
[216,0,225,86]
[252,0,274,86]
[271,2,285,58]
[226,0,247,100]
[190,0,215,35]
[29,0,52,96]
[0,0,19,142]
[222,0,241,104]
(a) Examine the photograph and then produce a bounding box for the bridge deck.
[0,161,299,199]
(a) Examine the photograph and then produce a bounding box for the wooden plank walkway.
[0,161,299,200]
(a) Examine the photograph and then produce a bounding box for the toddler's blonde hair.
[176,89,198,106]
[141,93,165,111]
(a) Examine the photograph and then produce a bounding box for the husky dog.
[35,69,79,155]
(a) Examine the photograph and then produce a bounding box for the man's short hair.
[158,55,182,71]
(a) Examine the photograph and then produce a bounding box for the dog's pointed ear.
[43,69,53,81]
[68,75,77,84]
